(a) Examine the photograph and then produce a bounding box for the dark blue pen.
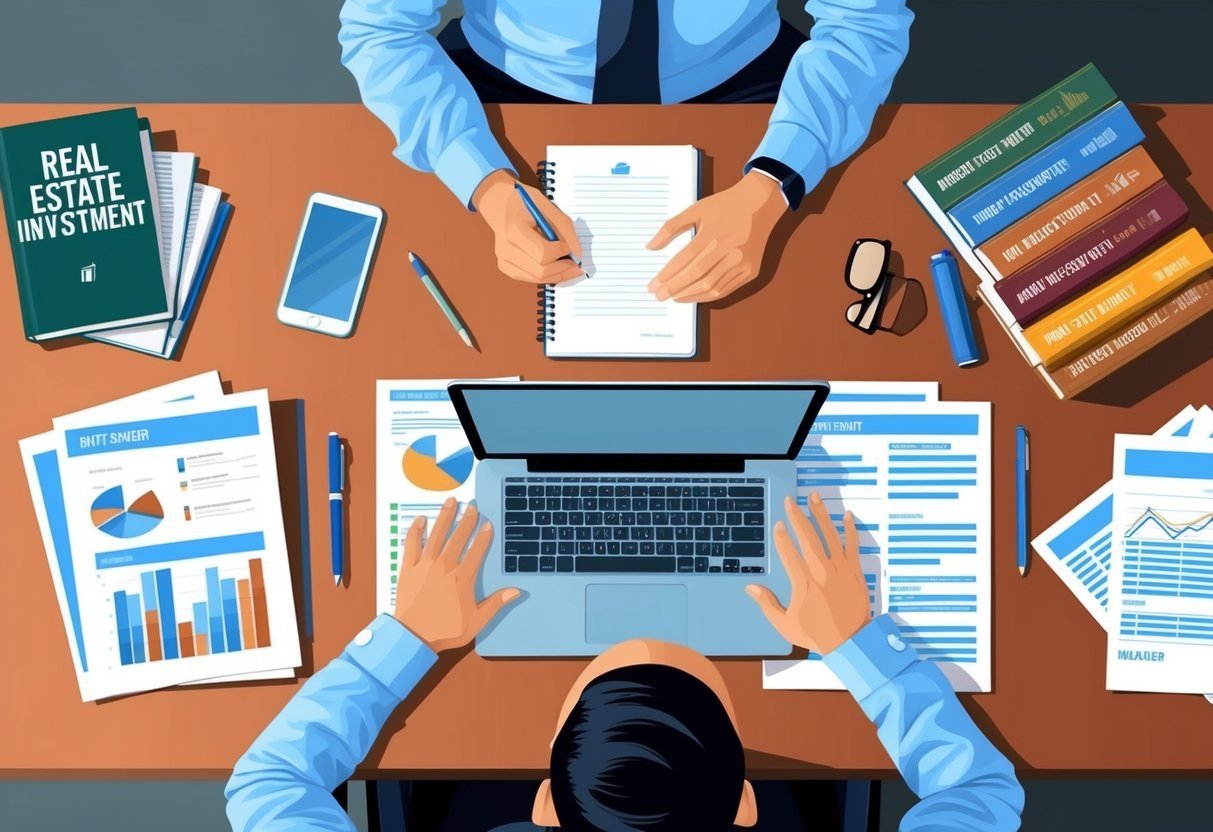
[1016,425,1029,577]
[328,432,345,586]
[513,183,583,269]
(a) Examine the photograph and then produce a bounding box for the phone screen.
[283,203,379,320]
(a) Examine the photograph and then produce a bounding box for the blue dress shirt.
[338,0,913,208]
[225,614,1024,831]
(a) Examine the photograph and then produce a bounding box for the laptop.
[449,381,831,656]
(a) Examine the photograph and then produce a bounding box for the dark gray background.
[2,1,1211,829]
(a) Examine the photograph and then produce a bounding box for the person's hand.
[746,493,871,655]
[472,170,584,285]
[393,498,520,653]
[646,171,786,303]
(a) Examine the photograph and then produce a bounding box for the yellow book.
[1024,229,1213,368]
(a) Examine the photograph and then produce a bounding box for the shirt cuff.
[748,123,830,205]
[822,615,919,702]
[430,132,517,210]
[342,614,438,701]
[747,166,790,207]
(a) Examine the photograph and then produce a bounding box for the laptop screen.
[453,383,827,458]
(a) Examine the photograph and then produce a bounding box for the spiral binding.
[536,160,557,343]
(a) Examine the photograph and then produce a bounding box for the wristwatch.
[745,156,805,211]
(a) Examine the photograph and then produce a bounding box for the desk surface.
[3,103,1213,778]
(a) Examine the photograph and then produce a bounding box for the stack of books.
[907,65,1213,398]
[0,107,230,357]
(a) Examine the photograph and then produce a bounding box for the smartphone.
[276,193,384,337]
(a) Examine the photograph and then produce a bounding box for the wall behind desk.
[0,0,1210,103]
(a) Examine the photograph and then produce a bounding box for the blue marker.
[1016,425,1030,577]
[513,183,583,269]
[929,250,981,367]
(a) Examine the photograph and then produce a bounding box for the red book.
[994,183,1189,325]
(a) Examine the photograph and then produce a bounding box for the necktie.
[593,0,660,103]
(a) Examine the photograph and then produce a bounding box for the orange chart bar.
[237,579,255,650]
[178,622,196,658]
[145,610,163,662]
[249,557,271,648]
[196,633,209,657]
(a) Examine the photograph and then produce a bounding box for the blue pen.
[1016,425,1030,577]
[513,183,583,269]
[328,432,345,586]
[929,250,981,367]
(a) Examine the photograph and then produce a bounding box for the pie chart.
[403,435,474,492]
[91,485,164,539]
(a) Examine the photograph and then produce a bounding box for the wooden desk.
[3,103,1213,778]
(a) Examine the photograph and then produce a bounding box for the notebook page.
[547,145,698,357]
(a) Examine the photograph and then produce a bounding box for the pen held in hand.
[513,182,584,271]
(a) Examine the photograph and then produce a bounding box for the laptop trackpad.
[585,584,688,645]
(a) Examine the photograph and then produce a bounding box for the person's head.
[532,639,756,830]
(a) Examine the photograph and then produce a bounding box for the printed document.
[1108,433,1213,693]
[49,389,299,700]
[763,399,992,692]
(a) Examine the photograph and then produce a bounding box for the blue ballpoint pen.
[1016,425,1030,576]
[513,182,583,269]
[328,432,345,586]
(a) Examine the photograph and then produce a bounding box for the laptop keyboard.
[502,476,766,575]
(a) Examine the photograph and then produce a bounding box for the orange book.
[1024,229,1213,368]
[975,146,1163,279]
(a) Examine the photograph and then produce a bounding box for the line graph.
[1124,507,1213,540]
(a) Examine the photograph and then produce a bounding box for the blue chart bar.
[221,578,242,652]
[889,535,978,543]
[889,492,959,500]
[888,454,977,461]
[127,593,146,664]
[890,558,941,565]
[888,467,977,474]
[800,479,877,486]
[155,568,179,660]
[888,547,977,554]
[141,571,158,612]
[114,590,133,666]
[888,479,976,487]
[206,567,227,654]
[889,523,977,530]
[193,602,209,653]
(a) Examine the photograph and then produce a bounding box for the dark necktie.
[592,0,660,103]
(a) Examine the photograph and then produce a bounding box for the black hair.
[549,663,745,832]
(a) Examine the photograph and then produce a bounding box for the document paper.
[50,390,300,700]
[763,400,992,692]
[1107,433,1213,693]
[544,145,698,358]
[1032,406,1204,630]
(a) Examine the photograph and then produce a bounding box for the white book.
[540,145,699,358]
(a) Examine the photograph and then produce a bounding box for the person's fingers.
[647,235,712,294]
[458,522,495,576]
[404,515,426,567]
[773,519,813,584]
[808,492,844,566]
[441,503,479,569]
[500,245,583,282]
[535,200,584,260]
[508,226,572,266]
[786,495,830,582]
[674,265,751,303]
[842,510,860,568]
[473,587,523,633]
[745,584,789,635]
[653,241,728,300]
[647,203,699,251]
[423,498,457,560]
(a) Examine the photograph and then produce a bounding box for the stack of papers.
[87,124,231,358]
[764,382,993,692]
[1035,405,1213,695]
[19,373,300,701]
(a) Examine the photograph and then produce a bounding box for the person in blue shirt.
[226,494,1024,831]
[337,0,913,303]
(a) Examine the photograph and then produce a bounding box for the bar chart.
[111,557,272,666]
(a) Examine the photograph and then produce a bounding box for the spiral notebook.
[538,145,700,358]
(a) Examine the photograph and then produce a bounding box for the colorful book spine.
[1024,229,1213,368]
[975,146,1164,279]
[947,103,1145,247]
[912,63,1116,210]
[1047,272,1213,397]
[994,183,1189,325]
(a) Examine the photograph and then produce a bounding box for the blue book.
[946,103,1144,247]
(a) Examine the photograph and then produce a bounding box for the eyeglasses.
[844,238,893,334]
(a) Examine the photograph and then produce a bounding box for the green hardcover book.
[0,107,168,340]
[910,64,1118,211]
